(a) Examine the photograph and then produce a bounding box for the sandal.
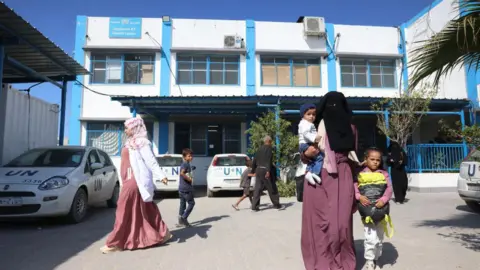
[100,245,122,254]
[232,204,239,211]
[161,231,174,245]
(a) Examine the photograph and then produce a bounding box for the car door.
[84,149,106,204]
[97,150,117,200]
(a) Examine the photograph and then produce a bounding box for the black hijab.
[316,92,355,152]
[388,141,403,162]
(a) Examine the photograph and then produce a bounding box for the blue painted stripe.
[158,116,169,154]
[160,20,172,96]
[459,1,479,108]
[398,24,408,91]
[246,19,256,96]
[68,15,87,145]
[404,0,444,28]
[326,23,337,92]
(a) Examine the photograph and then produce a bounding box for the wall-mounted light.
[162,16,171,22]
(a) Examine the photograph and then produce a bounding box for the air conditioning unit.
[303,17,326,37]
[224,35,243,49]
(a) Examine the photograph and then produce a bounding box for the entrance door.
[207,125,222,156]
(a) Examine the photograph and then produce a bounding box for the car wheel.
[207,189,214,198]
[107,183,120,208]
[465,200,480,213]
[66,188,88,224]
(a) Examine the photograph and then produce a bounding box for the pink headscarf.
[124,117,151,150]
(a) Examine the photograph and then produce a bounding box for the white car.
[154,154,185,192]
[0,146,120,223]
[457,148,480,212]
[206,154,254,197]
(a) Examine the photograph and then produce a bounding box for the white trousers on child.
[363,221,385,261]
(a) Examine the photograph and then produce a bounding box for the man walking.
[251,135,283,211]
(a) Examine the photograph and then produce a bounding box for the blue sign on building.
[109,17,142,39]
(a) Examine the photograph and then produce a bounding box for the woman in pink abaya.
[301,92,360,270]
[101,117,172,253]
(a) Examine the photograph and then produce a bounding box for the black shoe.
[275,204,285,210]
[251,207,259,212]
[183,218,192,227]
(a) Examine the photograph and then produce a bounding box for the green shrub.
[277,180,296,198]
[246,111,298,170]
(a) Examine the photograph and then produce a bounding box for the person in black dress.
[387,142,408,204]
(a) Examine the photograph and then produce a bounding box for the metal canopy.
[111,95,470,115]
[0,2,88,83]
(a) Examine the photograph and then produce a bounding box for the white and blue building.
[68,0,479,191]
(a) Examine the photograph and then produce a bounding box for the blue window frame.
[176,55,240,85]
[86,121,154,156]
[260,57,321,87]
[90,53,155,85]
[340,59,396,88]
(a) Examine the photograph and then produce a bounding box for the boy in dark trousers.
[178,148,194,227]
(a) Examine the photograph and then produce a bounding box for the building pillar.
[246,19,256,96]
[325,23,337,92]
[68,16,87,145]
[58,78,68,145]
[160,17,172,96]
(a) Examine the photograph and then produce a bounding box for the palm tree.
[408,0,480,90]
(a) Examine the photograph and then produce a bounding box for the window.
[5,149,85,168]
[174,123,242,157]
[98,150,113,166]
[86,121,154,156]
[176,55,240,85]
[340,59,396,88]
[224,125,241,153]
[261,57,321,87]
[90,53,155,84]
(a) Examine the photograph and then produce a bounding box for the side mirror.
[90,162,103,173]
[191,166,196,171]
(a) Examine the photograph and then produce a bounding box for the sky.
[5,0,435,138]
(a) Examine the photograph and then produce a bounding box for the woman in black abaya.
[387,142,408,204]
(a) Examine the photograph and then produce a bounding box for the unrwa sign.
[109,17,142,39]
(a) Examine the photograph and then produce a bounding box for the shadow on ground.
[354,240,398,270]
[414,212,480,229]
[0,206,115,270]
[170,215,230,243]
[438,232,480,252]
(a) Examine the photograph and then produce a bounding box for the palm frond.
[408,0,480,90]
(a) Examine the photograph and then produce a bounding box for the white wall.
[172,19,246,49]
[169,19,247,96]
[255,21,328,96]
[405,0,467,99]
[0,87,59,165]
[333,25,402,97]
[81,51,161,119]
[409,173,458,192]
[169,52,247,96]
[335,25,400,56]
[256,21,327,52]
[86,17,162,48]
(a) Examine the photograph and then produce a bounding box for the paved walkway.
[0,191,479,270]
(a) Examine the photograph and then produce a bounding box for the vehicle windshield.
[216,156,247,166]
[464,148,480,162]
[156,156,183,167]
[4,149,85,168]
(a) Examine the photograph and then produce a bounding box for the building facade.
[69,0,478,190]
